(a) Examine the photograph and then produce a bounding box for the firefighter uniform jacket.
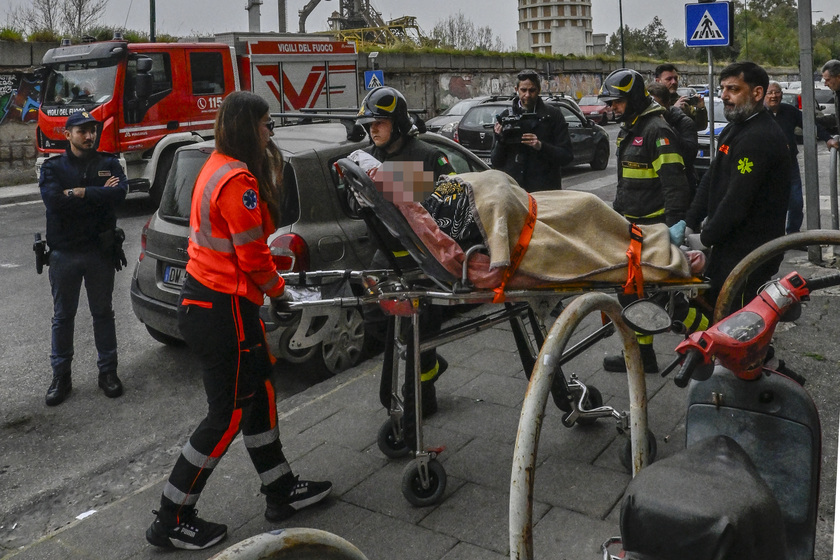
[613,103,690,226]
[39,149,128,251]
[490,97,574,192]
[186,151,284,305]
[685,109,791,293]
[365,134,456,179]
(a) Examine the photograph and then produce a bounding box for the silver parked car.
[130,117,489,376]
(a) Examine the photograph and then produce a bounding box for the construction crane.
[298,0,433,47]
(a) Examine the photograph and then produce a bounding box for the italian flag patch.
[656,138,670,147]
[438,156,450,166]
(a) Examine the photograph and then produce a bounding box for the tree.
[7,0,108,38]
[431,12,506,52]
[813,15,840,71]
[7,0,63,35]
[641,17,669,60]
[63,0,109,38]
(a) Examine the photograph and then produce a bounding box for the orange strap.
[623,223,644,297]
[493,194,538,304]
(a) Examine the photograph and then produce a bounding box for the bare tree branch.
[62,0,109,38]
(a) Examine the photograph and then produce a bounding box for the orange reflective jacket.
[186,151,284,304]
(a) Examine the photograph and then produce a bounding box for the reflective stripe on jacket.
[186,151,284,304]
[613,103,690,226]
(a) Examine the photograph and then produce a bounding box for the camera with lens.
[496,113,539,144]
[686,95,700,106]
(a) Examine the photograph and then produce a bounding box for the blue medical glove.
[669,220,686,246]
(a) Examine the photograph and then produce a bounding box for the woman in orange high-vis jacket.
[146,92,332,551]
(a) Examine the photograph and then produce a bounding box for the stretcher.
[275,158,709,506]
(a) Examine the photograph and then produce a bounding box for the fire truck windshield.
[43,60,118,108]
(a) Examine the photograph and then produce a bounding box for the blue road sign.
[685,2,731,47]
[364,70,384,90]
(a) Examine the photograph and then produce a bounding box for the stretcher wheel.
[620,429,657,473]
[401,459,446,507]
[574,385,603,426]
[377,419,410,459]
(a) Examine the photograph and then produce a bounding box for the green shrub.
[0,27,25,42]
[27,29,61,43]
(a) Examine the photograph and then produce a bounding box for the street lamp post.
[619,0,625,67]
[149,0,156,42]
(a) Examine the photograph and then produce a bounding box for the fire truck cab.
[36,40,238,202]
[36,33,359,204]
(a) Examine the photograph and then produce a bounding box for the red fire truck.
[35,33,359,203]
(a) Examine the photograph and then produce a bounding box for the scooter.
[603,269,840,560]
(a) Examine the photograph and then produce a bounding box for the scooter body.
[615,271,828,560]
[685,365,821,559]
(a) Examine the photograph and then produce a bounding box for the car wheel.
[311,306,367,377]
[590,140,610,171]
[145,325,184,346]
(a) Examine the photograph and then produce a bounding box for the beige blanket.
[458,170,691,284]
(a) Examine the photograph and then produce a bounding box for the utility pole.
[150,0,156,42]
[618,0,625,67]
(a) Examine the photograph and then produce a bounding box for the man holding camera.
[655,63,708,131]
[39,110,128,406]
[491,69,573,192]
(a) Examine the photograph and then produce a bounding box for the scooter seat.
[619,435,786,560]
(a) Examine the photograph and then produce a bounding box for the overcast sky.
[4,0,840,50]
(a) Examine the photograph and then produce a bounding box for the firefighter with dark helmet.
[598,69,691,375]
[355,86,455,429]
[357,86,455,178]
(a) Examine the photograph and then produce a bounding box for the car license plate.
[163,265,186,287]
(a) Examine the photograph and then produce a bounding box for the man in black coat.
[764,81,833,234]
[491,69,573,192]
[685,62,791,310]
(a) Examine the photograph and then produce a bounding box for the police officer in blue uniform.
[39,110,128,406]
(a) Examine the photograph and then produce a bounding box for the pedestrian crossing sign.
[685,2,731,47]
[364,70,384,90]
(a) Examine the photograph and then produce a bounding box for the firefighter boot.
[419,355,447,417]
[603,343,659,374]
[403,355,448,417]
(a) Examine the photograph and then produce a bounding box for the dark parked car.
[425,96,492,139]
[454,95,610,171]
[577,95,615,125]
[130,117,489,376]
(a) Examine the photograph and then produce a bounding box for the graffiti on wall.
[0,73,40,125]
[436,72,605,111]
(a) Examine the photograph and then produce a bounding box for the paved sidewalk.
[3,305,693,560]
[0,182,40,205]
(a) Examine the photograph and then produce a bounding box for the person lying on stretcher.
[348,150,705,292]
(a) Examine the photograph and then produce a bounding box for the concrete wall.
[362,52,800,116]
[1,41,58,186]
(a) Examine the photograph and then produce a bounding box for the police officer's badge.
[243,189,258,210]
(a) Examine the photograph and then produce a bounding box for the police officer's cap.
[65,110,100,129]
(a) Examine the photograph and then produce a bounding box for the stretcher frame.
[275,158,709,506]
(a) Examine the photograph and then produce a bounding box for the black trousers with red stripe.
[159,275,291,518]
